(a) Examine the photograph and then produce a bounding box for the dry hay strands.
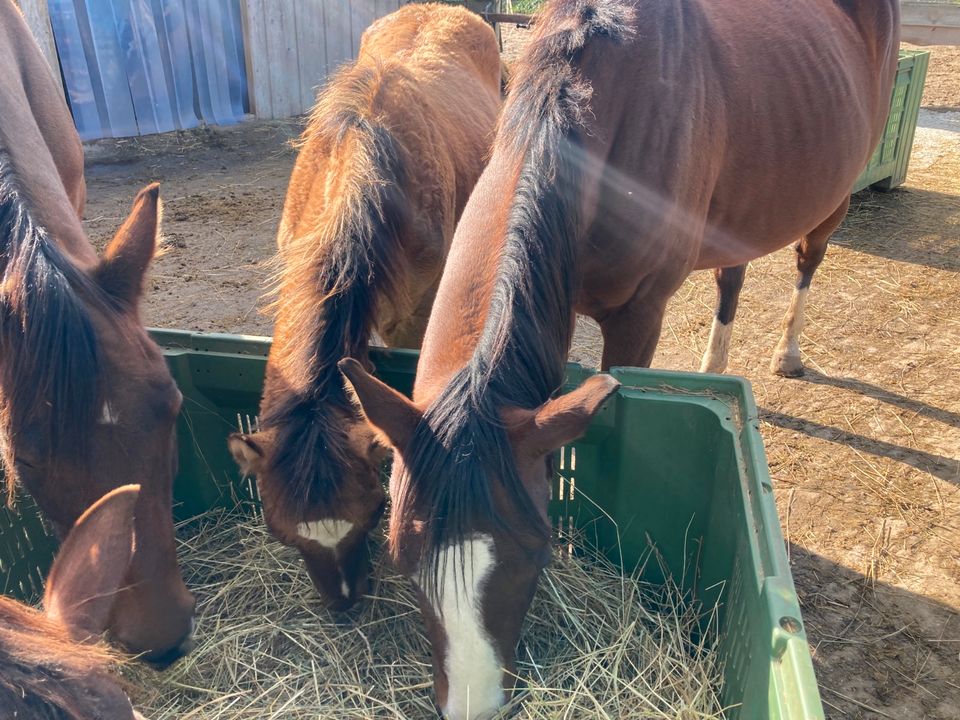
[128,508,728,719]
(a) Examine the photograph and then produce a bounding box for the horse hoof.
[771,354,804,377]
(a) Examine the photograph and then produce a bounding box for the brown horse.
[341,0,900,717]
[0,0,194,660]
[228,3,501,610]
[1,485,149,720]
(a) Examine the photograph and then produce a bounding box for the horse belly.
[697,50,891,266]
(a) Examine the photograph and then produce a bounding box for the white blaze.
[426,534,504,720]
[297,519,354,548]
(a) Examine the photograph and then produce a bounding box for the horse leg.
[598,292,671,370]
[699,264,747,373]
[770,198,849,376]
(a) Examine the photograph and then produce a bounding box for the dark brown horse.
[228,3,501,610]
[341,1,900,716]
[1,485,149,720]
[0,0,193,660]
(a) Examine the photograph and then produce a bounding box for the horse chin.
[298,534,371,613]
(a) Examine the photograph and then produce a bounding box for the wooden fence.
[242,0,404,120]
[901,1,960,46]
[15,1,954,137]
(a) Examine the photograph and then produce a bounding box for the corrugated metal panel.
[48,0,250,140]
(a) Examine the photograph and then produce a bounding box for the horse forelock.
[394,1,635,603]
[0,150,106,493]
[262,64,412,518]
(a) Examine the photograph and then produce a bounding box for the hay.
[129,508,726,719]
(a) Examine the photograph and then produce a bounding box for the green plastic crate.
[0,329,823,719]
[852,49,930,193]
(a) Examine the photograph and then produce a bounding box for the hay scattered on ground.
[129,509,726,719]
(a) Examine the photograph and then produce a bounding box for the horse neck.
[415,142,577,408]
[413,153,515,404]
[0,13,90,268]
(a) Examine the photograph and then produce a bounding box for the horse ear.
[228,432,270,476]
[338,358,422,452]
[94,183,161,305]
[514,375,620,457]
[44,484,140,640]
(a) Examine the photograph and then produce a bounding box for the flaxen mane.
[263,65,410,518]
[0,151,104,491]
[394,0,635,598]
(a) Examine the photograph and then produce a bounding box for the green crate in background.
[852,49,930,193]
[0,329,823,719]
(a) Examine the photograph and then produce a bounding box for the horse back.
[279,3,500,290]
[568,0,899,304]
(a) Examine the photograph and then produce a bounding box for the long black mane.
[396,1,634,595]
[0,150,103,491]
[262,65,410,518]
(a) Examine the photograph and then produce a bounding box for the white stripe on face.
[425,534,504,720]
[296,519,354,548]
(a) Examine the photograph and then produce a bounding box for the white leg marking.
[772,287,809,375]
[297,519,354,548]
[340,578,350,599]
[98,401,119,425]
[426,534,504,720]
[700,317,734,374]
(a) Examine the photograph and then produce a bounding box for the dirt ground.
[80,35,959,719]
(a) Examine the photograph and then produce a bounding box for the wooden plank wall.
[901,1,960,46]
[242,0,404,120]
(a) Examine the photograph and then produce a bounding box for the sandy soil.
[910,44,960,111]
[81,31,960,719]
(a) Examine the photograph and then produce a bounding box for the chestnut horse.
[1,486,149,720]
[0,0,193,660]
[342,0,900,717]
[228,3,501,610]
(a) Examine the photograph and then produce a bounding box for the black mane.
[0,150,103,490]
[396,1,635,595]
[262,66,410,518]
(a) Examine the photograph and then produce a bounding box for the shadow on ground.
[791,545,959,719]
[836,187,960,272]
